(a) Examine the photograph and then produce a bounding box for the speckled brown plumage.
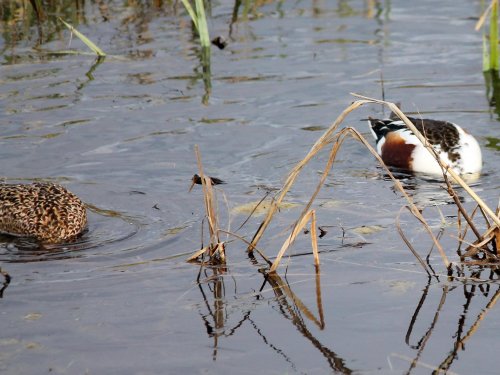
[0,183,87,243]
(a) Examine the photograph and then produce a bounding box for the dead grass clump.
[186,145,226,265]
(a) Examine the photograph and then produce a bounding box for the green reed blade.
[180,0,210,49]
[195,0,210,49]
[483,32,490,71]
[179,0,199,31]
[490,0,499,70]
[59,18,106,57]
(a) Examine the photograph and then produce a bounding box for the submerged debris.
[211,36,228,49]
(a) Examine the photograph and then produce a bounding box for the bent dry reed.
[188,96,499,279]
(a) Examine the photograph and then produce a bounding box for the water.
[1,1,499,373]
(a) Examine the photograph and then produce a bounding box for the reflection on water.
[379,169,483,207]
[403,270,500,373]
[0,266,10,297]
[196,264,353,373]
[265,273,353,374]
[195,261,500,374]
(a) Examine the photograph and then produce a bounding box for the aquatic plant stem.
[476,0,499,71]
[180,0,211,49]
[491,0,499,70]
[247,100,369,252]
[268,209,319,273]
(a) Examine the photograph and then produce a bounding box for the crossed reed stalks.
[188,95,499,276]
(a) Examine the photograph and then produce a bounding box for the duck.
[0,182,87,243]
[368,112,482,176]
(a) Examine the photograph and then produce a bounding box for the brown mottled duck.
[0,182,87,243]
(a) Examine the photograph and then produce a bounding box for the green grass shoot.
[490,0,499,70]
[477,0,499,71]
[180,0,211,49]
[59,18,106,57]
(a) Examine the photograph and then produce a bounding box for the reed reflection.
[0,267,10,298]
[196,265,250,361]
[403,268,500,374]
[195,262,353,373]
[265,272,352,374]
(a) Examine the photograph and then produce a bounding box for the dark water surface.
[1,1,499,374]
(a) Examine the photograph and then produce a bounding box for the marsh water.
[1,1,500,374]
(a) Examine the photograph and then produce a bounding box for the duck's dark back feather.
[369,116,462,162]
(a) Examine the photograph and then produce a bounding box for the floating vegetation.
[188,95,499,279]
[231,200,300,216]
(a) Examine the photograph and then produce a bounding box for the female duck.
[0,182,87,243]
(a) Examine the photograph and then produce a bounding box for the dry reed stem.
[396,206,434,277]
[194,146,218,241]
[293,131,351,242]
[458,205,481,255]
[186,245,210,262]
[248,100,370,252]
[269,209,319,273]
[217,229,273,266]
[456,234,495,252]
[265,134,346,271]
[475,0,496,31]
[249,97,453,269]
[235,192,270,232]
[389,353,459,375]
[443,179,483,241]
[188,145,225,263]
[346,127,450,268]
[310,210,320,267]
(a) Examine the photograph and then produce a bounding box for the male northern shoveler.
[0,182,87,243]
[368,113,482,176]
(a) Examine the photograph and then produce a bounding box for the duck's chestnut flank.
[380,132,416,171]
